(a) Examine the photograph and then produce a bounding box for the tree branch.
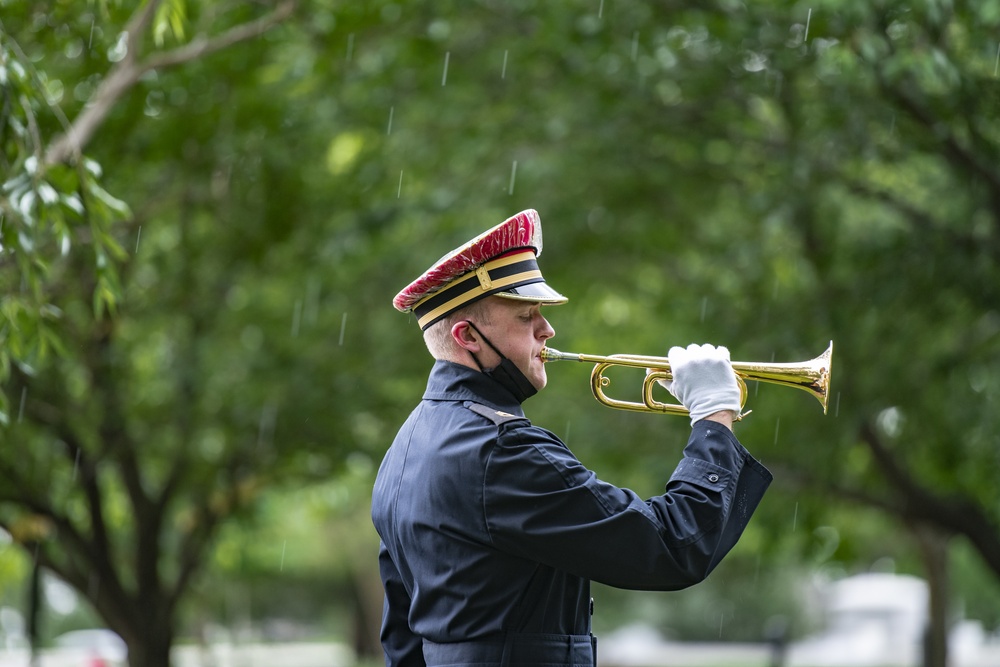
[862,22,1000,199]
[858,421,1000,578]
[0,481,133,623]
[59,431,114,571]
[11,364,116,571]
[145,1,297,70]
[44,0,297,166]
[770,421,1000,581]
[880,80,1000,195]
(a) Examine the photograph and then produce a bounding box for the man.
[372,209,772,666]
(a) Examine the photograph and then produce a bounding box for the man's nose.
[537,317,555,340]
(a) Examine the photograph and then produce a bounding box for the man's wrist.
[699,409,736,431]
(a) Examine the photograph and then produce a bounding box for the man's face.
[473,298,556,391]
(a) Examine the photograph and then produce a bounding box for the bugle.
[540,341,833,418]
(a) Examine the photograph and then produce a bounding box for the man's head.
[394,209,567,393]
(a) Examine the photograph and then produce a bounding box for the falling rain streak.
[441,52,450,86]
[804,8,812,42]
[995,43,999,77]
[339,312,348,346]
[398,170,404,198]
[17,387,26,423]
[501,50,509,79]
[280,540,287,571]
[135,225,142,253]
[508,161,518,195]
[346,33,355,62]
[386,106,394,135]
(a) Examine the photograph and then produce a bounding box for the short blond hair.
[422,298,494,360]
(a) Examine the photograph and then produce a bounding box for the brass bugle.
[541,341,833,417]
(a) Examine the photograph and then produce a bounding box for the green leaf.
[153,0,187,46]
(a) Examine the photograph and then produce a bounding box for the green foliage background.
[1,0,999,659]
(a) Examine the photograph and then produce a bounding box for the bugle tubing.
[540,341,833,417]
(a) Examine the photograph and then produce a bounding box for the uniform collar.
[423,360,526,417]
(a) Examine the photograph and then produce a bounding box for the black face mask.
[464,321,538,404]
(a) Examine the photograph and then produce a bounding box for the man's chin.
[531,370,547,391]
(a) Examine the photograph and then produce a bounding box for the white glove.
[659,343,742,425]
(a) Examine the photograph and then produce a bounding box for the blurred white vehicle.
[787,573,928,667]
[52,630,127,667]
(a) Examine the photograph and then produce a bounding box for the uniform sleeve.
[482,420,771,591]
[377,540,425,666]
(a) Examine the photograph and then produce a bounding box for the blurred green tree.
[1,2,308,665]
[1,3,998,667]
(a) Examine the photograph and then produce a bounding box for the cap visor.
[495,281,568,305]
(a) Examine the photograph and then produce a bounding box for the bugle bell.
[540,342,833,418]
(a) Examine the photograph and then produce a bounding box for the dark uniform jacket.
[371,360,772,667]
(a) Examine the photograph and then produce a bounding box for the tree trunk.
[111,599,175,667]
[125,645,171,667]
[122,625,174,667]
[350,570,385,659]
[28,560,41,667]
[913,523,951,667]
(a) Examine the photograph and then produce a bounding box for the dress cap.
[393,209,567,330]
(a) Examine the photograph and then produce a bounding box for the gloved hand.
[658,343,742,426]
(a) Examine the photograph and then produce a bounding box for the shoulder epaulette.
[466,402,525,426]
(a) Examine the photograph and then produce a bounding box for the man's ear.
[451,320,482,353]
